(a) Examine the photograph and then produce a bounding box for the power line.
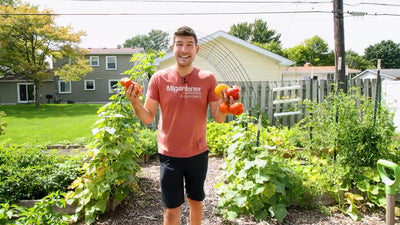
[344,2,400,7]
[72,0,331,3]
[3,10,400,17]
[346,11,400,17]
[0,11,333,16]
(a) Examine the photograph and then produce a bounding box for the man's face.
[172,36,199,67]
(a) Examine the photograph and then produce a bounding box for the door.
[18,83,35,103]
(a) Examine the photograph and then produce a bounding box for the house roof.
[353,69,400,80]
[0,75,29,82]
[84,47,143,55]
[282,65,361,75]
[154,30,294,66]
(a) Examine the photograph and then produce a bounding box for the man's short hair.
[173,26,198,45]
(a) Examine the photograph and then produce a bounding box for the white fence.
[224,79,398,128]
[382,80,400,132]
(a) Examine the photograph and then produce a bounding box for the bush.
[0,145,84,202]
[0,111,6,136]
[206,121,236,155]
[0,191,69,225]
[137,128,158,155]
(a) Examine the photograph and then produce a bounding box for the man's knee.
[164,206,181,225]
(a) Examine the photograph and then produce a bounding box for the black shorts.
[158,151,209,209]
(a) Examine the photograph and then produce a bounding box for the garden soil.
[94,156,395,225]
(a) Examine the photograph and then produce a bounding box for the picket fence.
[223,79,381,126]
[147,79,382,128]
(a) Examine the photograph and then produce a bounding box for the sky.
[26,0,400,55]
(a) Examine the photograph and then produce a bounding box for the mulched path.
[94,156,393,225]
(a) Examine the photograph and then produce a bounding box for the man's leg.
[187,197,203,225]
[163,206,182,225]
[159,154,185,225]
[184,151,209,225]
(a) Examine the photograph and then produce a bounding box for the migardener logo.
[166,85,202,99]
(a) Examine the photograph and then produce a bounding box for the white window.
[90,56,99,67]
[106,56,117,70]
[84,80,95,90]
[17,83,35,103]
[109,79,119,93]
[59,80,71,93]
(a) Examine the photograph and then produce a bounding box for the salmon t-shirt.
[147,66,219,158]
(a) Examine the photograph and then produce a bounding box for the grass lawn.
[0,103,103,145]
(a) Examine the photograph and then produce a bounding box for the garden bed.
[95,156,391,225]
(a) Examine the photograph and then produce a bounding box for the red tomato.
[229,102,244,115]
[219,102,230,114]
[120,77,133,89]
[120,77,143,95]
[227,87,240,100]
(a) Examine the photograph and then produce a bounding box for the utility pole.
[333,0,347,92]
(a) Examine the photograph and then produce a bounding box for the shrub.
[0,145,83,202]
[0,191,69,225]
[0,111,6,136]
[206,121,235,155]
[137,128,158,155]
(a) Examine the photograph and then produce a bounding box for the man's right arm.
[126,85,158,125]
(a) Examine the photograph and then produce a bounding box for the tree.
[251,19,281,44]
[228,22,252,41]
[0,0,16,7]
[122,29,170,53]
[283,36,334,66]
[253,41,283,56]
[364,40,400,69]
[346,50,374,72]
[0,3,93,107]
[229,19,281,44]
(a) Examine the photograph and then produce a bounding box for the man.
[126,26,230,225]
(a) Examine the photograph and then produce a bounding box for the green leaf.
[6,210,14,219]
[255,209,268,220]
[242,181,255,191]
[273,180,286,194]
[254,185,265,195]
[226,210,238,220]
[234,196,247,208]
[356,180,369,192]
[263,183,276,198]
[94,192,109,213]
[269,203,287,222]
[344,204,361,221]
[253,172,270,184]
[254,158,267,168]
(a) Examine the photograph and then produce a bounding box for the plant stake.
[377,159,400,225]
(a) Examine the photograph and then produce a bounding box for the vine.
[65,52,162,224]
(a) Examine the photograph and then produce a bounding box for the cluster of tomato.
[214,84,245,115]
[120,77,143,95]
